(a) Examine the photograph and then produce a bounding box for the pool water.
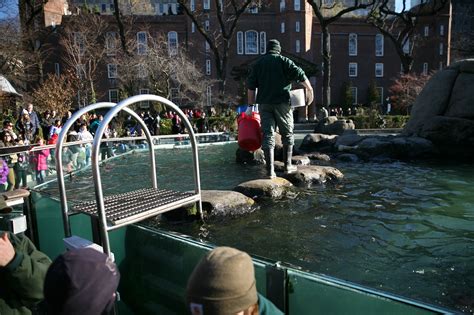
[42,143,474,313]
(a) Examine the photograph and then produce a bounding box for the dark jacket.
[0,232,52,315]
[247,53,307,105]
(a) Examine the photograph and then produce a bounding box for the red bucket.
[237,112,262,151]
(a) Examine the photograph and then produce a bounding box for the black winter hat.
[44,248,120,315]
[267,39,281,54]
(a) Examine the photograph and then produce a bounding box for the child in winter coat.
[32,137,50,184]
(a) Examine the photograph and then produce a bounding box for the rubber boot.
[263,148,276,179]
[284,145,297,174]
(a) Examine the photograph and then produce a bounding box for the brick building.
[32,0,451,118]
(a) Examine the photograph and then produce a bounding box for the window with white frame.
[348,62,358,77]
[73,32,85,56]
[190,0,195,11]
[54,63,60,76]
[280,0,285,12]
[295,21,300,32]
[296,40,300,53]
[137,64,148,78]
[375,63,384,77]
[203,0,210,9]
[375,34,384,56]
[139,88,149,95]
[377,87,383,105]
[439,24,444,36]
[107,64,118,79]
[205,41,210,52]
[237,31,243,55]
[206,86,212,107]
[168,31,178,56]
[424,26,429,37]
[423,62,428,75]
[137,32,147,55]
[139,88,150,108]
[348,33,357,56]
[76,64,85,79]
[191,22,195,33]
[439,42,443,55]
[248,6,258,13]
[109,3,115,12]
[245,31,258,55]
[109,89,119,103]
[281,22,285,33]
[106,32,116,56]
[259,32,266,54]
[205,20,210,31]
[206,59,211,75]
[350,87,357,105]
[294,0,300,11]
[101,4,107,13]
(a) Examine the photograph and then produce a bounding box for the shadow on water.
[40,143,474,313]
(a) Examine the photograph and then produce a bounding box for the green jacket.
[247,53,308,105]
[0,232,51,315]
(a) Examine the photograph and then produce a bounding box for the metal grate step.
[72,188,198,229]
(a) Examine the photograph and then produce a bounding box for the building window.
[205,41,210,52]
[423,62,428,75]
[439,24,444,36]
[109,3,115,12]
[170,88,179,102]
[294,0,300,11]
[139,88,150,108]
[73,32,85,56]
[206,59,211,75]
[280,0,285,12]
[402,38,410,54]
[139,88,149,95]
[109,89,119,103]
[375,63,384,77]
[191,22,195,33]
[375,34,384,57]
[259,32,266,54]
[295,21,300,32]
[206,86,212,107]
[348,33,357,56]
[348,62,358,77]
[106,32,116,56]
[350,87,357,105]
[296,39,300,53]
[281,22,285,33]
[248,5,258,13]
[237,31,243,55]
[168,31,178,56]
[76,64,85,79]
[245,30,258,55]
[190,0,195,11]
[439,42,443,55]
[54,63,60,76]
[203,0,210,10]
[137,31,147,55]
[101,3,107,13]
[137,64,148,78]
[107,64,118,79]
[205,20,210,31]
[377,87,383,105]
[424,26,429,37]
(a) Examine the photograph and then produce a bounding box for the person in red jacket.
[32,137,50,184]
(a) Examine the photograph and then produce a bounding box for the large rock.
[403,59,474,160]
[299,133,338,152]
[234,178,293,199]
[314,116,355,135]
[201,190,255,217]
[236,148,265,164]
[281,165,344,187]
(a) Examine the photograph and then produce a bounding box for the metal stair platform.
[72,188,199,230]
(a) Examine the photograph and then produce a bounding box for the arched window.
[348,33,357,56]
[375,34,384,56]
[168,31,178,56]
[245,30,258,55]
[137,31,147,55]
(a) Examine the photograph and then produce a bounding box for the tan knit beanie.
[186,246,258,315]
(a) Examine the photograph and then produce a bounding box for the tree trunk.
[322,26,331,107]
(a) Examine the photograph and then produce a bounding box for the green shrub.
[346,114,409,129]
[160,118,173,135]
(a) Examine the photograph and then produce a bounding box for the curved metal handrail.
[55,102,144,238]
[91,94,202,255]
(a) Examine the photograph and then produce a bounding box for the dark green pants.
[260,103,294,149]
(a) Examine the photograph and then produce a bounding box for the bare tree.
[307,0,376,107]
[368,0,448,74]
[176,0,257,97]
[31,72,78,115]
[59,13,110,104]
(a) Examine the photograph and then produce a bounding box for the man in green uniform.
[247,39,314,178]
[0,198,52,315]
